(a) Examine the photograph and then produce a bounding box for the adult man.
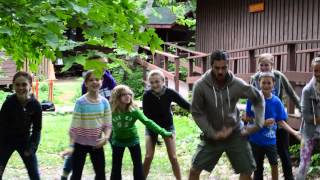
[189,50,265,180]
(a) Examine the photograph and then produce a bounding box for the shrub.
[110,65,145,100]
[289,144,300,159]
[172,105,190,117]
[168,63,188,81]
[0,91,11,104]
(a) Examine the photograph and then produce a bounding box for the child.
[63,70,112,180]
[110,85,172,180]
[61,70,116,180]
[142,70,190,180]
[82,70,116,100]
[296,57,320,180]
[250,53,301,180]
[0,71,42,180]
[245,72,300,180]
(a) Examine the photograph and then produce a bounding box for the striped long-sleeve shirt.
[70,95,112,146]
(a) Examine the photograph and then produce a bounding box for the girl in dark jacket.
[142,69,190,180]
[0,71,42,180]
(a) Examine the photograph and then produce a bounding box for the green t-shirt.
[111,108,172,147]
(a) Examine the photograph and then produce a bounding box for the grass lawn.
[3,113,204,179]
[0,111,302,179]
[42,78,83,106]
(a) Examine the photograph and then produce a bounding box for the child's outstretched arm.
[277,121,301,141]
[60,136,75,158]
[241,99,261,136]
[241,83,265,129]
[135,109,172,137]
[172,90,191,112]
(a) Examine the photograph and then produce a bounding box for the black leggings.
[276,128,294,180]
[0,141,40,180]
[70,143,106,180]
[111,144,144,180]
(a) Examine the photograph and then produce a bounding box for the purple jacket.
[82,70,116,99]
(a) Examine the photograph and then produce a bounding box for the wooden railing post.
[141,57,147,82]
[176,48,180,56]
[287,43,297,114]
[154,54,161,67]
[309,52,315,72]
[188,58,194,90]
[287,44,297,71]
[164,56,169,71]
[164,56,169,87]
[174,57,180,92]
[249,49,256,73]
[275,55,281,71]
[202,56,208,73]
[189,59,194,77]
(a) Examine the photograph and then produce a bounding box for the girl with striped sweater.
[63,70,112,180]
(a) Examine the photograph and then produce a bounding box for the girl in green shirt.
[109,85,172,180]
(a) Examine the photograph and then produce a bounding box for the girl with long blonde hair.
[109,85,172,180]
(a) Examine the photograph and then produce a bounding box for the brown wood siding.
[196,0,320,71]
[0,58,52,86]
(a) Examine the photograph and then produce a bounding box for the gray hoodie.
[191,70,265,139]
[301,77,320,139]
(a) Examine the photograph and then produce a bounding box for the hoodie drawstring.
[312,99,317,125]
[227,86,231,109]
[212,85,231,109]
[212,86,218,108]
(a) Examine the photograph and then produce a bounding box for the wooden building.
[195,0,320,85]
[191,0,320,125]
[0,54,54,87]
[147,7,194,42]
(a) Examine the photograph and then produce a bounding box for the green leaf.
[61,56,77,72]
[0,0,164,74]
[29,62,38,72]
[84,60,106,77]
[70,2,89,14]
[43,48,56,60]
[58,40,81,51]
[39,15,60,22]
[106,54,132,74]
[75,55,87,66]
[45,32,59,49]
[86,38,103,46]
[0,26,12,35]
[102,35,114,48]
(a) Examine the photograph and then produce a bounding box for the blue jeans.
[0,139,40,180]
[63,155,73,175]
